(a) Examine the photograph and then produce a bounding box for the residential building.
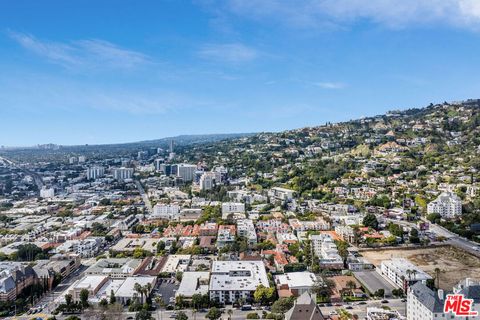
[221,202,245,219]
[85,258,142,278]
[152,204,180,220]
[40,187,55,199]
[380,258,432,290]
[216,225,236,248]
[269,187,295,201]
[209,260,269,304]
[112,167,134,181]
[427,192,462,218]
[176,271,210,300]
[86,166,105,180]
[275,272,318,297]
[310,234,343,269]
[236,219,257,246]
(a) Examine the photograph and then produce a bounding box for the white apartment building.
[40,187,55,199]
[310,234,343,269]
[86,166,105,180]
[112,167,134,181]
[55,238,103,258]
[199,172,216,190]
[216,225,236,248]
[407,282,446,320]
[380,258,432,289]
[152,204,180,220]
[236,219,257,246]
[269,187,295,201]
[177,164,197,182]
[209,260,269,304]
[427,192,462,218]
[221,202,245,219]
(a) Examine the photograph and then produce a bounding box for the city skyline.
[2,0,480,146]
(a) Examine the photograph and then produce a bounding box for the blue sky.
[1,0,480,146]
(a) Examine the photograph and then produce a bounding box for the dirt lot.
[361,246,480,290]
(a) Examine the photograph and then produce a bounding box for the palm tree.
[134,282,143,303]
[346,280,356,296]
[411,270,418,287]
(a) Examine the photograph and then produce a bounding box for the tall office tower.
[86,166,105,180]
[154,159,164,171]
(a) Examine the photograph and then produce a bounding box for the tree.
[254,285,276,305]
[135,309,152,320]
[336,240,349,268]
[206,307,222,320]
[99,298,108,308]
[65,293,73,307]
[14,243,44,261]
[374,289,385,298]
[409,228,420,244]
[346,280,357,291]
[271,297,295,314]
[80,288,90,309]
[246,313,260,319]
[362,213,379,230]
[175,311,188,320]
[109,289,116,304]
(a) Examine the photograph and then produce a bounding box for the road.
[31,264,89,315]
[383,217,480,258]
[125,308,262,320]
[0,156,44,191]
[136,180,153,214]
[318,298,406,319]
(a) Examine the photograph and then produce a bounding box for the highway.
[0,156,44,191]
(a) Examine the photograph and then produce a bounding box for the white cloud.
[198,43,258,63]
[217,0,480,30]
[7,31,150,70]
[313,81,346,89]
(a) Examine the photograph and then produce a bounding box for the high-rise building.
[177,164,196,182]
[154,159,164,172]
[86,166,105,180]
[112,167,134,181]
[199,172,216,190]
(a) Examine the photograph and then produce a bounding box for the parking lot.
[154,278,179,306]
[354,270,396,297]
